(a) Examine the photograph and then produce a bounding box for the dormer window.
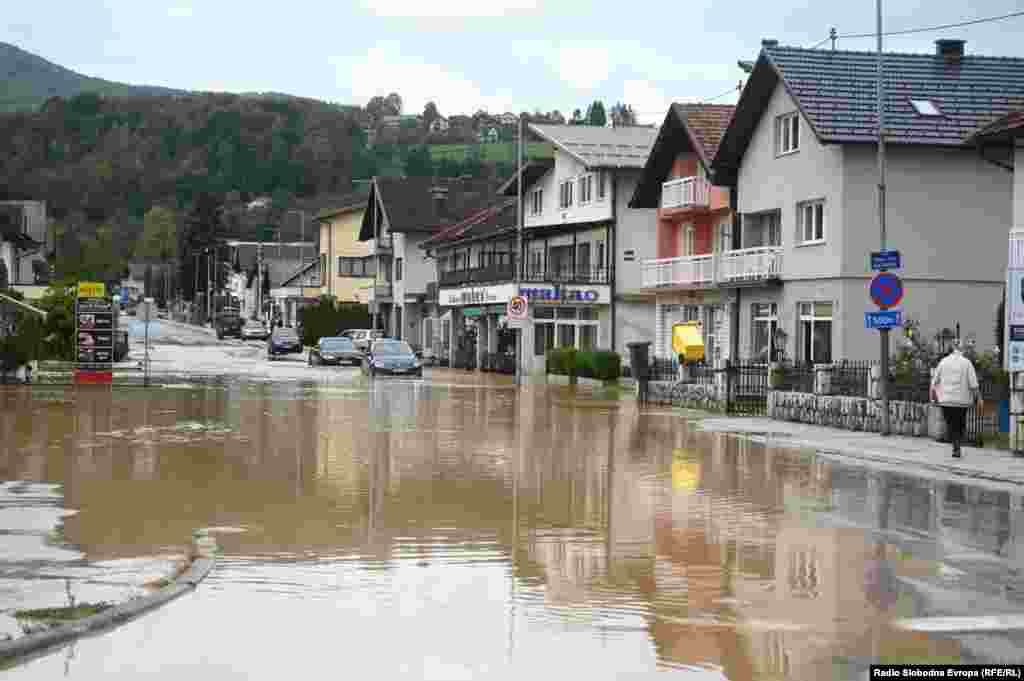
[910,99,941,116]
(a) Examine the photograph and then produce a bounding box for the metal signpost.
[75,282,114,384]
[875,0,891,436]
[139,297,155,386]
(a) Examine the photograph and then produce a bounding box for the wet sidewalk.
[697,416,1024,488]
[0,482,185,641]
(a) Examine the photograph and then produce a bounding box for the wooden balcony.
[641,254,715,289]
[660,176,710,211]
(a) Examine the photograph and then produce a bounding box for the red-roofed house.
[629,104,737,361]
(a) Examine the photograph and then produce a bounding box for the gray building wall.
[613,170,657,294]
[736,84,844,279]
[734,81,1012,361]
[615,301,656,358]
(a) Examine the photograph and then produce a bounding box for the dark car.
[362,339,423,378]
[216,314,244,340]
[267,327,303,360]
[309,337,363,367]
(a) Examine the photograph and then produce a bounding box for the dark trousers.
[942,406,967,448]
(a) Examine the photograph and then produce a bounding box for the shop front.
[439,283,518,370]
[518,284,612,375]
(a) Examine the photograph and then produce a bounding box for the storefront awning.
[672,322,704,362]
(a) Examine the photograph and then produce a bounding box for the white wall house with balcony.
[710,39,1017,363]
[500,124,658,372]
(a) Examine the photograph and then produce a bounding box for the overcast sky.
[4,0,1024,123]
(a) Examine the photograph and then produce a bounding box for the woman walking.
[931,339,979,458]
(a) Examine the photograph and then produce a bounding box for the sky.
[4,0,1024,124]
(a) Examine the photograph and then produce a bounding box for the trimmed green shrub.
[546,348,622,381]
[297,296,371,347]
[546,347,577,376]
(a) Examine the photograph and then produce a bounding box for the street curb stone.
[0,553,215,662]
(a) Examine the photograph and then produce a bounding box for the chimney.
[762,38,778,49]
[935,39,965,63]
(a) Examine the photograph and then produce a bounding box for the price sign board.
[75,293,114,383]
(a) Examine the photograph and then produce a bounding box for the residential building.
[379,114,420,129]
[428,116,449,134]
[499,113,519,126]
[504,124,658,372]
[270,259,323,326]
[710,39,1022,363]
[628,104,737,361]
[358,177,499,347]
[0,200,48,300]
[478,127,499,144]
[424,123,658,374]
[314,195,372,304]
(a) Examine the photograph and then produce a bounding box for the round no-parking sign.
[870,272,904,310]
[507,295,528,320]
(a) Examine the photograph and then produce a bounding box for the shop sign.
[439,283,517,307]
[518,285,610,305]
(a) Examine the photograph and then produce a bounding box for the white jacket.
[932,350,979,407]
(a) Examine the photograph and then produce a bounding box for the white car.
[345,329,385,352]
[241,320,269,341]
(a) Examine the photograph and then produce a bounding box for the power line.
[838,8,1024,41]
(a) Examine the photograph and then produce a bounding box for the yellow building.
[315,202,372,303]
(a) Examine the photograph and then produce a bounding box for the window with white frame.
[718,220,733,253]
[751,302,779,362]
[577,174,593,204]
[595,241,606,273]
[596,170,606,200]
[559,180,574,209]
[681,225,695,256]
[798,301,832,364]
[530,188,543,215]
[776,112,800,155]
[797,200,825,244]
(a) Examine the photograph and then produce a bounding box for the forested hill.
[0,41,190,113]
[0,91,374,226]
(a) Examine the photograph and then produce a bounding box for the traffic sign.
[507,295,528,320]
[865,310,902,330]
[871,250,901,271]
[869,272,904,310]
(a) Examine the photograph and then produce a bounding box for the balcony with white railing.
[641,254,715,289]
[717,246,783,285]
[660,176,710,211]
[366,281,393,303]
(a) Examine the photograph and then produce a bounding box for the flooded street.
[1,358,1023,678]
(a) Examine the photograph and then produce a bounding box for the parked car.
[309,336,363,367]
[267,327,303,360]
[215,314,244,340]
[241,319,269,341]
[362,339,423,378]
[346,329,386,352]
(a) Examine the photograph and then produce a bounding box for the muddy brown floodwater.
[0,370,1021,679]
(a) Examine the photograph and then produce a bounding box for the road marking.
[893,615,1024,632]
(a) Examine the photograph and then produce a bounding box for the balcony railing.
[718,246,783,284]
[641,254,715,288]
[523,265,609,285]
[367,282,393,300]
[660,176,710,211]
[439,261,517,287]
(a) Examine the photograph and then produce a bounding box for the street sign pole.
[876,0,890,437]
[514,114,524,387]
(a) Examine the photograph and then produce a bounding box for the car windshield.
[320,338,354,351]
[245,321,262,328]
[372,340,413,356]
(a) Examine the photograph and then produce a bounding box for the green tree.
[423,101,441,128]
[586,101,607,127]
[570,109,585,125]
[610,102,637,126]
[136,206,179,303]
[404,146,434,177]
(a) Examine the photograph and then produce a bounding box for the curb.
[0,553,215,662]
[696,422,1024,488]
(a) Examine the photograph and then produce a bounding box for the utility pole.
[372,180,379,334]
[257,243,264,322]
[877,0,890,436]
[515,114,524,386]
